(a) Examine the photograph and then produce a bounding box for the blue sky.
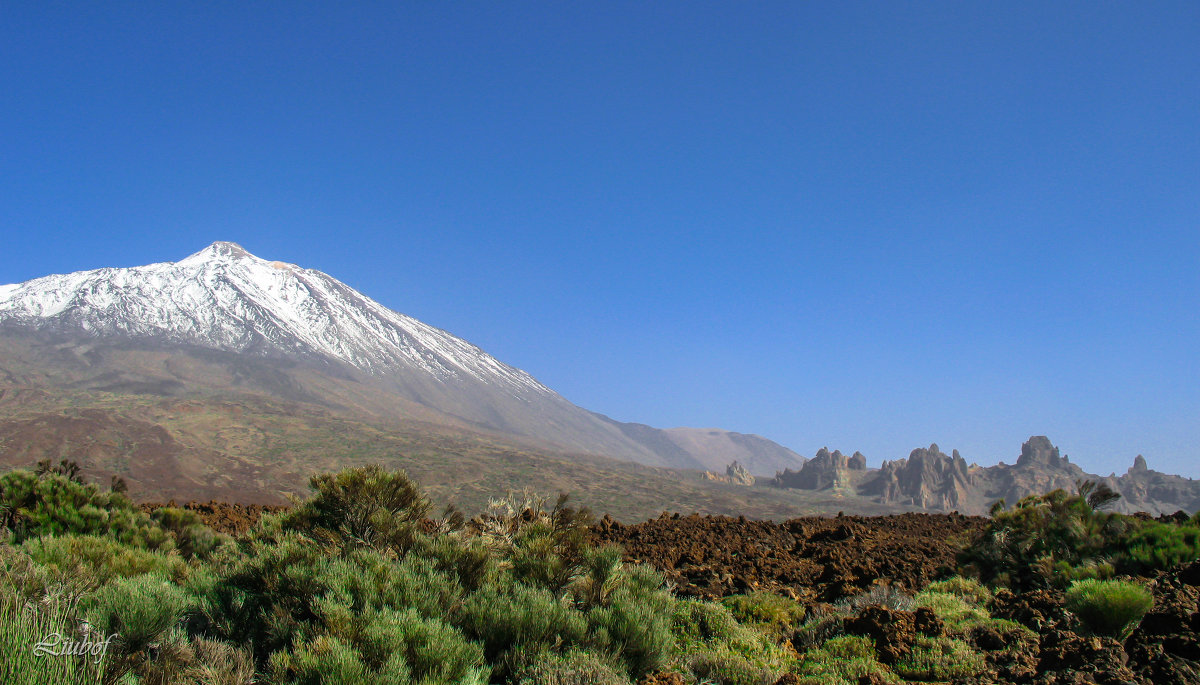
[3,2,1197,477]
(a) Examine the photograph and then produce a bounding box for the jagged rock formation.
[1113,455,1200,515]
[771,436,1200,516]
[701,461,755,486]
[770,448,866,491]
[861,444,973,511]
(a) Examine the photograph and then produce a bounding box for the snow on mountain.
[0,242,551,397]
[0,242,807,475]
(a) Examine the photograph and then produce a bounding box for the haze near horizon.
[2,3,1197,477]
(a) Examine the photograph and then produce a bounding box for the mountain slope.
[0,384,900,520]
[0,242,804,475]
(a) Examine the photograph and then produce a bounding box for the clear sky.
[3,3,1197,477]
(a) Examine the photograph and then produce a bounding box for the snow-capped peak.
[0,242,552,395]
[176,240,254,266]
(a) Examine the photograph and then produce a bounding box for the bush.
[961,485,1137,588]
[206,535,464,661]
[588,589,676,677]
[722,590,808,640]
[83,574,192,655]
[457,583,588,675]
[794,637,900,684]
[891,636,985,681]
[792,612,846,652]
[1122,522,1200,571]
[958,483,1200,588]
[922,576,992,606]
[269,634,384,685]
[276,465,432,555]
[0,470,171,550]
[515,649,633,685]
[818,635,876,661]
[570,543,625,607]
[834,583,914,612]
[186,637,257,685]
[358,608,486,683]
[22,534,187,587]
[150,506,229,559]
[1064,579,1153,639]
[673,599,794,685]
[477,491,593,594]
[911,591,988,631]
[685,642,788,685]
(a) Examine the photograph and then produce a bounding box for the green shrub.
[911,591,988,631]
[150,506,229,559]
[515,649,634,685]
[794,647,899,685]
[892,636,985,681]
[276,465,432,555]
[477,491,593,593]
[1064,579,1153,639]
[956,483,1194,588]
[922,576,992,606]
[83,574,192,654]
[722,590,808,640]
[510,523,579,592]
[673,599,794,685]
[418,533,497,592]
[818,635,876,661]
[570,543,625,607]
[457,583,588,674]
[1122,522,1200,571]
[0,470,171,550]
[207,535,464,661]
[587,589,676,677]
[269,634,384,685]
[358,608,486,683]
[186,637,257,685]
[673,598,752,645]
[22,534,187,586]
[792,611,846,652]
[685,642,788,685]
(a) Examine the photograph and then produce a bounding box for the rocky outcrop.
[701,460,755,486]
[1015,435,1069,468]
[862,444,974,511]
[985,436,1091,510]
[769,447,863,490]
[1114,455,1200,515]
[769,436,1200,516]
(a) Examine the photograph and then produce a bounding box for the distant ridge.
[768,436,1200,516]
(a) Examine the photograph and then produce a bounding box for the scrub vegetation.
[0,466,1194,684]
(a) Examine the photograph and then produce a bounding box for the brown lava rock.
[844,606,919,664]
[591,511,985,603]
[140,500,287,535]
[1126,560,1200,684]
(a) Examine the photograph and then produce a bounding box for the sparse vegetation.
[1064,578,1154,639]
[0,463,1194,684]
[961,481,1200,589]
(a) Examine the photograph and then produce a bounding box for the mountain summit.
[0,241,548,393]
[0,243,805,476]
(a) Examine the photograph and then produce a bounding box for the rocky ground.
[590,511,986,604]
[148,501,1199,684]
